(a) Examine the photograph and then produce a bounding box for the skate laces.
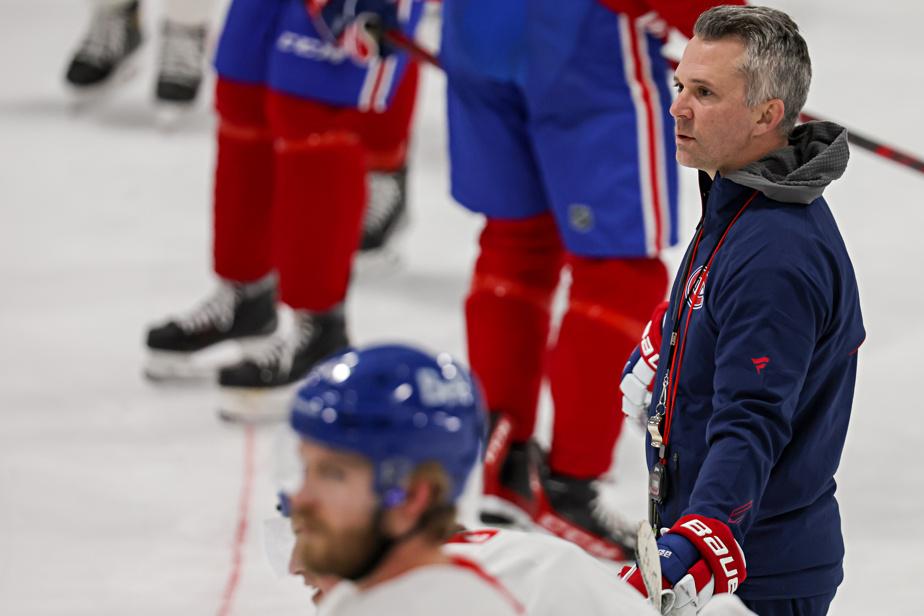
[158,22,205,84]
[176,283,239,334]
[76,6,132,65]
[250,314,317,373]
[364,172,402,234]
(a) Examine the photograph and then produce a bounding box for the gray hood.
[724,121,849,204]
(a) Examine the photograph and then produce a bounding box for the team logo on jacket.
[684,265,708,310]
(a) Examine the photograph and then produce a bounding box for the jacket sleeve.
[682,248,828,544]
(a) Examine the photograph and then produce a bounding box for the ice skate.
[155,20,207,106]
[217,305,349,423]
[479,413,541,529]
[64,0,143,104]
[532,468,637,563]
[144,275,278,381]
[354,167,409,274]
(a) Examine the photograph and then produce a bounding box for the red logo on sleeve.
[751,357,769,374]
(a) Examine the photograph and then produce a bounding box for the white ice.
[1,1,921,614]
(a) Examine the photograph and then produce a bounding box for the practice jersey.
[444,528,657,616]
[214,0,423,109]
[317,558,522,616]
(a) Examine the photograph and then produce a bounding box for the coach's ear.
[752,98,785,137]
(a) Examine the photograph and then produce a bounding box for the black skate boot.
[217,306,349,423]
[144,274,278,381]
[65,0,143,90]
[533,471,637,563]
[360,167,408,252]
[479,413,540,529]
[155,20,207,105]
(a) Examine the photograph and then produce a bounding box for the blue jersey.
[441,0,678,257]
[647,123,864,600]
[214,0,423,110]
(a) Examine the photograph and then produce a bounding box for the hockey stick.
[384,28,924,175]
[637,521,663,612]
[384,29,443,69]
[797,111,924,175]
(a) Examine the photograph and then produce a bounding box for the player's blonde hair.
[408,462,460,542]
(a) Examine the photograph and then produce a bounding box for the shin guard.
[465,214,564,443]
[267,93,366,312]
[212,78,274,283]
[548,255,668,477]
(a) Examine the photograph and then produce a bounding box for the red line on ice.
[216,425,256,616]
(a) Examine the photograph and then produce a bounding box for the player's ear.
[384,479,434,536]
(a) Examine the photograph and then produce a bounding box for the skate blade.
[217,383,300,425]
[66,52,142,111]
[154,102,195,132]
[143,337,268,383]
[353,247,403,279]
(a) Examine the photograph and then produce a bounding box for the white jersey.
[317,560,522,616]
[443,528,658,616]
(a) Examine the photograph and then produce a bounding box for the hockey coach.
[619,5,865,616]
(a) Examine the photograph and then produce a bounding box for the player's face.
[670,36,755,175]
[288,439,384,579]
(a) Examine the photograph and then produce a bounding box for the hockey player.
[282,525,658,615]
[143,0,422,420]
[64,0,216,104]
[310,0,745,564]
[281,343,522,615]
[444,0,757,561]
[619,6,864,615]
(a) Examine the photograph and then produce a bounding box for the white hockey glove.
[620,300,668,429]
[661,561,715,616]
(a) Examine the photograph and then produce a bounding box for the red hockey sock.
[361,61,419,172]
[465,214,564,443]
[212,78,275,283]
[267,92,366,312]
[548,255,668,478]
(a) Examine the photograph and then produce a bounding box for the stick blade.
[636,521,662,612]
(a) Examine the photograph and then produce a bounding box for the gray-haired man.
[619,5,863,616]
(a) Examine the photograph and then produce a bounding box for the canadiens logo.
[683,265,708,310]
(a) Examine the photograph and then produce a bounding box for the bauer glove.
[620,515,747,616]
[620,300,668,429]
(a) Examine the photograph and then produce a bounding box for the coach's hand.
[620,515,747,615]
[620,300,668,429]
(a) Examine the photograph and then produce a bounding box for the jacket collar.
[698,171,757,234]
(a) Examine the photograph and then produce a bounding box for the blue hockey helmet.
[288,343,486,507]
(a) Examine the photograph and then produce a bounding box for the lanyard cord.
[656,190,759,457]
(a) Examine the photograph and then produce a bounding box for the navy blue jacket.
[647,122,865,599]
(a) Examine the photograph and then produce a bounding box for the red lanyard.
[650,190,759,460]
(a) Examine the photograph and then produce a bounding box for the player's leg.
[214,0,424,420]
[443,64,560,526]
[64,0,143,91]
[144,0,283,380]
[156,0,218,104]
[357,61,419,253]
[525,0,678,560]
[215,93,361,397]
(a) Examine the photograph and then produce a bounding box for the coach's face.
[289,439,384,579]
[670,36,756,175]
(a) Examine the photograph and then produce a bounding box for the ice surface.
[1,1,921,614]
